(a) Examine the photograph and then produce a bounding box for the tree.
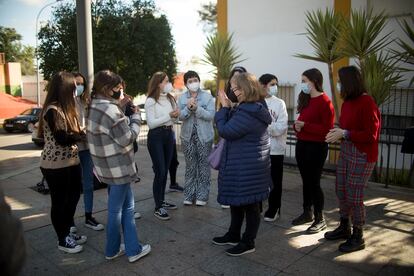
[38,0,177,96]
[393,19,414,87]
[0,26,35,75]
[198,1,217,34]
[294,9,344,120]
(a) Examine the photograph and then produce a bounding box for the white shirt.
[144,94,175,129]
[265,95,288,155]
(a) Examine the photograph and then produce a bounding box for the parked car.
[32,122,44,147]
[3,107,42,133]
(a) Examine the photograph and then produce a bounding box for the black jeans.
[41,165,82,242]
[169,143,179,186]
[147,127,174,209]
[295,140,328,214]
[267,155,284,212]
[228,203,261,246]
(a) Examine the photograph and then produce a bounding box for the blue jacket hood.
[238,100,272,125]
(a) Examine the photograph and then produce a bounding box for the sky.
[0,0,212,72]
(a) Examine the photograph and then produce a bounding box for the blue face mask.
[268,84,278,96]
[300,82,310,94]
[76,85,85,96]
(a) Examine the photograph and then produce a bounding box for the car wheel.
[27,123,35,133]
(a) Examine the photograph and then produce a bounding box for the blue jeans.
[106,183,142,257]
[79,150,94,213]
[147,127,174,209]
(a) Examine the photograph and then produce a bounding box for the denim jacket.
[178,90,215,143]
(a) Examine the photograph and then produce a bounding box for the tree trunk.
[328,62,340,122]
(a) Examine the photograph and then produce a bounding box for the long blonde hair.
[38,71,80,138]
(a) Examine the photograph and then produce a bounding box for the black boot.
[324,217,351,240]
[339,226,365,253]
[306,212,327,234]
[292,208,313,226]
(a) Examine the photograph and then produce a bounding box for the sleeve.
[349,101,380,143]
[269,100,288,137]
[302,99,334,136]
[108,108,140,148]
[178,95,192,120]
[145,98,171,129]
[195,94,215,121]
[44,109,82,146]
[215,107,251,141]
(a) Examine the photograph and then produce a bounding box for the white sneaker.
[105,244,125,260]
[134,212,142,219]
[128,244,151,263]
[221,205,230,209]
[196,200,207,206]
[58,236,83,253]
[183,200,193,205]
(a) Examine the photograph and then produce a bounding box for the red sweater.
[340,94,381,162]
[295,93,335,142]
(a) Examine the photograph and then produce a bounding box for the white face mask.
[187,81,200,92]
[300,82,311,94]
[268,84,278,96]
[162,82,173,94]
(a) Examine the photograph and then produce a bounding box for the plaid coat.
[87,97,141,185]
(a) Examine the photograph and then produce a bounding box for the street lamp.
[35,0,62,107]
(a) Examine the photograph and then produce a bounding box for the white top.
[265,95,288,155]
[144,94,175,129]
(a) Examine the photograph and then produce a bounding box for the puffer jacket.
[215,100,272,206]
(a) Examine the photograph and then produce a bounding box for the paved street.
[0,131,413,275]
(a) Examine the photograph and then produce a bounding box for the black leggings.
[295,140,328,214]
[267,155,284,212]
[41,165,82,242]
[228,202,261,246]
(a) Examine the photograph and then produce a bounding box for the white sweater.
[265,96,288,155]
[145,94,175,129]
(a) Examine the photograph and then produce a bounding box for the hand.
[270,110,278,122]
[325,128,344,143]
[119,97,130,108]
[218,89,231,108]
[187,98,197,110]
[169,109,180,118]
[294,120,304,132]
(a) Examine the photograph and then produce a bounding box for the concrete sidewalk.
[2,148,414,275]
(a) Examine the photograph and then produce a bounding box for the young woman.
[259,74,288,222]
[145,71,180,220]
[39,71,86,253]
[325,66,381,253]
[178,70,215,206]
[73,72,104,231]
[225,66,247,103]
[212,73,272,256]
[292,68,335,234]
[87,70,150,263]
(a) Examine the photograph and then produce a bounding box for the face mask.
[227,89,239,103]
[187,82,200,92]
[336,82,341,92]
[300,82,311,94]
[111,89,121,100]
[162,82,173,94]
[268,84,278,96]
[76,85,84,96]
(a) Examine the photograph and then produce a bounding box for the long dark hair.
[91,70,122,100]
[73,72,89,105]
[225,66,247,96]
[338,66,365,100]
[297,68,323,113]
[38,71,80,137]
[147,71,176,106]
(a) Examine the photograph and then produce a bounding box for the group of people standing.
[38,63,380,262]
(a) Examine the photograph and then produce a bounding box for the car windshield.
[20,109,33,115]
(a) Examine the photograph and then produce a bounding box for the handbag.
[208,138,225,170]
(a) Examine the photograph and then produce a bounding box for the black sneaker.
[264,208,280,222]
[212,234,240,246]
[85,217,104,231]
[162,201,178,210]
[169,184,184,192]
[154,207,170,220]
[306,219,327,234]
[69,232,87,245]
[58,236,83,253]
[226,242,255,256]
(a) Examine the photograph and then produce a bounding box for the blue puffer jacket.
[215,100,272,206]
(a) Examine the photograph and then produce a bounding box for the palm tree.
[393,19,414,87]
[294,9,344,120]
[203,32,245,103]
